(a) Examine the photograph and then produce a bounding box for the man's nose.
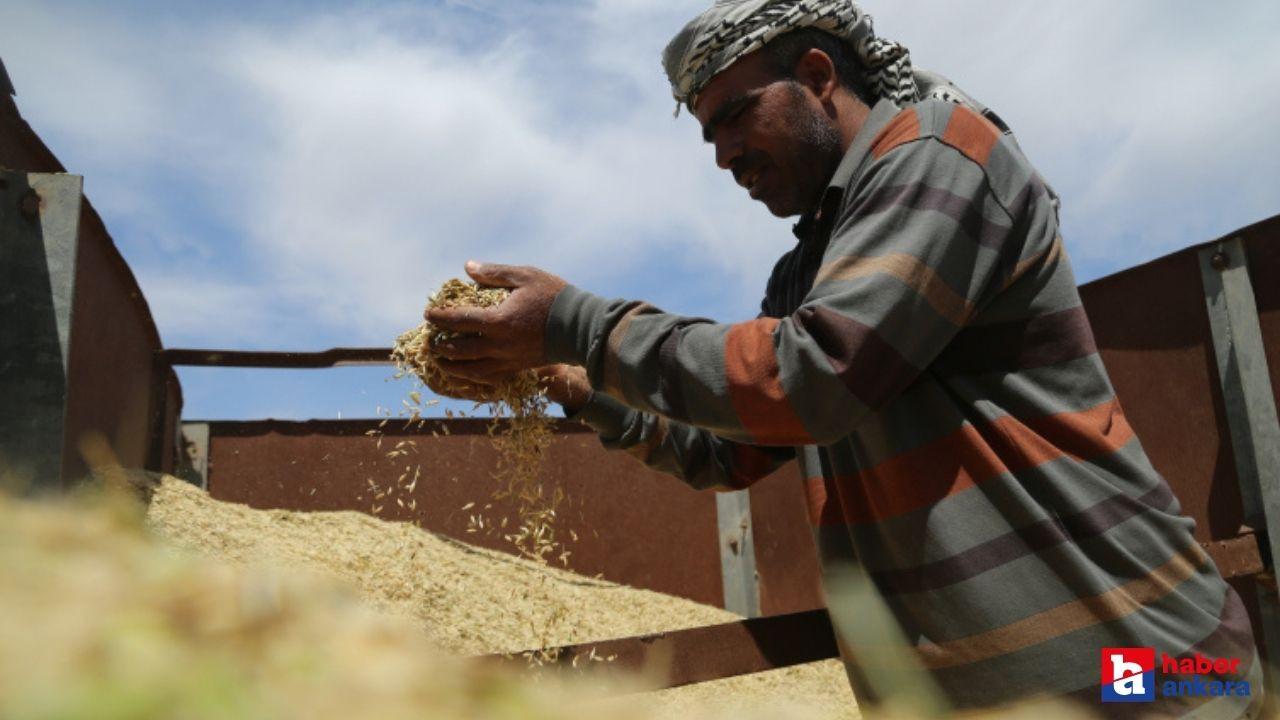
[714,135,743,171]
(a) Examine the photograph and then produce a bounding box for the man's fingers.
[464,260,526,288]
[425,305,492,333]
[434,357,520,384]
[430,334,499,361]
[425,374,496,402]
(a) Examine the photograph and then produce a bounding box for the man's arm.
[574,389,794,490]
[539,364,793,490]
[430,126,1053,446]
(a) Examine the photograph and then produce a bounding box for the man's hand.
[428,261,567,385]
[426,363,591,413]
[422,370,499,404]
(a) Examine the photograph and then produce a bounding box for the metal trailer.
[3,54,1278,700]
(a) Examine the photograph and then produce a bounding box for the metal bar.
[716,489,761,617]
[1199,237,1280,693]
[486,608,838,689]
[0,171,83,491]
[1199,238,1280,531]
[159,347,393,369]
[199,417,595,437]
[1204,533,1266,580]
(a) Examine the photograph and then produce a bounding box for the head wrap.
[662,0,970,115]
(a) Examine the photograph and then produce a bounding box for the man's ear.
[793,48,838,103]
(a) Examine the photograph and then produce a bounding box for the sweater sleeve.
[545,131,1029,447]
[569,391,794,491]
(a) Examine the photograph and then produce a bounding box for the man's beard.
[781,81,843,215]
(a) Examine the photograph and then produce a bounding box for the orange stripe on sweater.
[808,398,1135,526]
[870,108,921,160]
[940,105,1001,167]
[723,318,813,445]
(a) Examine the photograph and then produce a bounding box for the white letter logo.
[1110,654,1145,696]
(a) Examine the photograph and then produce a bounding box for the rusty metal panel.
[0,70,175,484]
[61,201,175,480]
[748,462,826,616]
[160,371,184,475]
[1079,247,1243,540]
[204,418,726,607]
[1077,215,1280,544]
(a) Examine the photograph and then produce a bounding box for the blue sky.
[2,1,1278,420]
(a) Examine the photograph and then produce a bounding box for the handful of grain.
[392,279,563,566]
[392,278,523,402]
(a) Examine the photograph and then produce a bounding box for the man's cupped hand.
[427,261,567,385]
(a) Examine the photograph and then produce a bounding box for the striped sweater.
[545,97,1260,715]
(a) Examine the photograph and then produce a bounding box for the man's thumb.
[465,260,521,288]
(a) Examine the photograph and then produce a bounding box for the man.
[426,1,1261,715]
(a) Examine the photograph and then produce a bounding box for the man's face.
[694,51,843,218]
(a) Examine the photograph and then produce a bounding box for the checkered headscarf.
[663,0,964,114]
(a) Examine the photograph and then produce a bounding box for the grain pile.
[146,477,733,655]
[0,486,685,720]
[145,477,859,718]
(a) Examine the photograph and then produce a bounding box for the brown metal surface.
[1077,215,1280,543]
[1079,243,1244,540]
[204,418,727,607]
[62,200,175,480]
[161,347,392,368]
[748,463,826,615]
[149,360,184,476]
[0,65,176,484]
[487,608,840,690]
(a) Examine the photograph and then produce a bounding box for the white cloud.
[203,5,791,342]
